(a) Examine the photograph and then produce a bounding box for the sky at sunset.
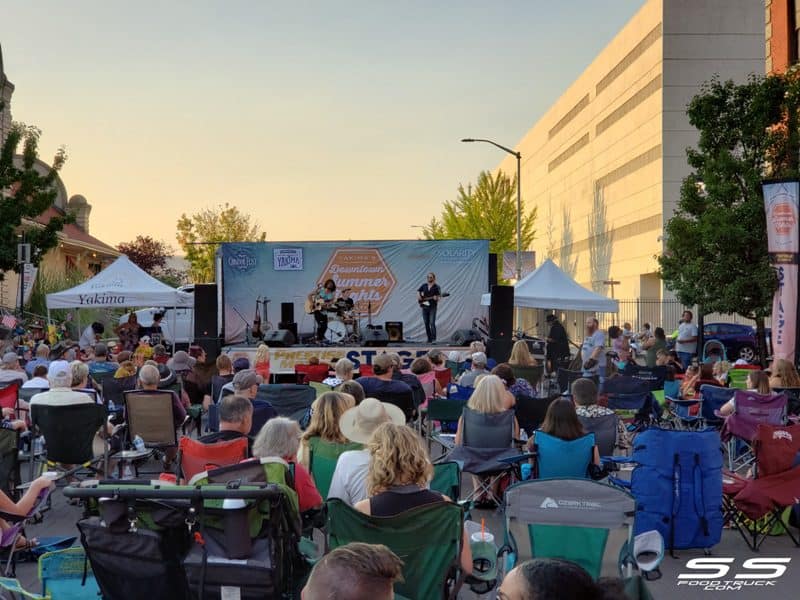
[2,1,645,251]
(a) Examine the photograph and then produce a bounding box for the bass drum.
[324,320,348,344]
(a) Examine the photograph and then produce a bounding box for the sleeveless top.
[369,484,444,517]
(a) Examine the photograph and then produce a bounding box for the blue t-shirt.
[355,377,412,397]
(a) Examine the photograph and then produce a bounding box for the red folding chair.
[434,368,451,390]
[177,436,249,483]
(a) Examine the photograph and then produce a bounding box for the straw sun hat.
[339,397,405,444]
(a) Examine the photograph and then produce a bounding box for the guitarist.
[417,272,441,343]
[309,279,336,341]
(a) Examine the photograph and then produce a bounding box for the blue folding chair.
[699,384,735,428]
[447,384,473,401]
[532,431,596,479]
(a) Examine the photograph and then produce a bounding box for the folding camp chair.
[531,431,596,479]
[449,407,518,506]
[373,389,416,423]
[294,364,330,384]
[723,423,800,550]
[728,368,751,390]
[774,387,800,416]
[39,546,100,599]
[257,384,315,422]
[499,478,636,580]
[578,414,618,457]
[514,394,558,437]
[306,437,362,498]
[446,384,473,401]
[0,428,20,501]
[606,392,656,431]
[176,436,249,483]
[17,388,46,407]
[309,381,332,397]
[434,368,451,390]
[0,384,19,414]
[629,367,667,393]
[431,460,462,501]
[120,390,178,476]
[101,375,137,408]
[326,498,465,600]
[0,488,50,577]
[30,403,108,480]
[424,397,467,454]
[721,391,787,473]
[698,384,735,428]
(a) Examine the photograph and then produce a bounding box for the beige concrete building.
[498,0,763,327]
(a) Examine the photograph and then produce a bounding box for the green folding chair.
[306,437,362,498]
[431,461,461,501]
[309,381,333,398]
[326,499,465,600]
[728,369,751,390]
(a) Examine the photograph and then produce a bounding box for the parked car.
[666,322,769,363]
[703,322,769,362]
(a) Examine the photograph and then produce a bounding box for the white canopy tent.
[481,258,618,312]
[46,255,193,344]
[46,255,193,310]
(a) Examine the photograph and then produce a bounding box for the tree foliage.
[117,236,170,274]
[658,73,800,359]
[423,170,537,259]
[0,122,70,279]
[176,203,266,282]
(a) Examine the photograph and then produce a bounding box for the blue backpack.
[630,428,723,552]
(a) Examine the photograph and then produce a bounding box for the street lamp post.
[461,138,523,331]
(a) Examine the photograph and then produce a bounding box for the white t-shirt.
[327,449,370,506]
[581,330,607,371]
[30,388,94,406]
[22,377,49,389]
[675,322,699,354]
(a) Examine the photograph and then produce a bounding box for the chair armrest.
[498,453,535,466]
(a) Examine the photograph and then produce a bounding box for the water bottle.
[108,399,115,412]
[33,436,43,456]
[133,435,145,452]
[519,430,528,443]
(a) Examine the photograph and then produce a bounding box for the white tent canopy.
[481,258,618,312]
[46,255,193,310]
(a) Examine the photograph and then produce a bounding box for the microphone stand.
[230,306,253,344]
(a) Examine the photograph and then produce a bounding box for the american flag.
[0,315,16,329]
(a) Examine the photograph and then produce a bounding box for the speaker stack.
[361,328,389,347]
[278,302,298,342]
[450,328,481,346]
[193,283,221,358]
[263,328,296,347]
[487,284,514,363]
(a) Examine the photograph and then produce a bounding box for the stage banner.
[764,180,800,361]
[220,240,489,344]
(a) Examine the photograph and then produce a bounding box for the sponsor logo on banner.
[78,293,126,305]
[676,558,790,591]
[227,248,257,273]
[273,248,303,271]
[318,248,396,314]
[439,246,478,262]
[89,277,125,290]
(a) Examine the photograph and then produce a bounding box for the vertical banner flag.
[22,264,37,305]
[763,180,800,360]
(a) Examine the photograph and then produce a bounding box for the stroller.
[702,339,727,363]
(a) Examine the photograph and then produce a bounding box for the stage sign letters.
[273,248,303,271]
[318,247,397,315]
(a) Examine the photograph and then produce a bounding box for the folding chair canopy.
[504,478,634,579]
[326,499,464,600]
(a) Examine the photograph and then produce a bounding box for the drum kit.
[323,297,361,344]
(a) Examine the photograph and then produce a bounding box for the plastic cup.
[222,498,252,559]
[471,531,494,545]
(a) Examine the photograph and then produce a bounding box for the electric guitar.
[418,292,450,307]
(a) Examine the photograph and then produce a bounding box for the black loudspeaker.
[194,337,222,361]
[489,285,514,340]
[488,253,498,289]
[385,321,403,342]
[263,329,296,347]
[280,302,294,324]
[278,322,298,341]
[361,328,389,347]
[487,338,513,363]
[194,284,218,340]
[450,328,481,346]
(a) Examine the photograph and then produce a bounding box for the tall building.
[0,45,14,143]
[766,0,799,74]
[496,0,763,317]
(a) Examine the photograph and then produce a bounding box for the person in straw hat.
[327,397,405,506]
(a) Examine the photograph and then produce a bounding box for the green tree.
[0,122,70,278]
[117,235,185,287]
[176,203,266,282]
[423,170,537,272]
[658,74,799,363]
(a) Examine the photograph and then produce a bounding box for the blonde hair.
[469,341,486,354]
[366,423,432,495]
[467,374,506,414]
[509,340,536,367]
[302,392,355,445]
[255,344,270,365]
[772,358,800,388]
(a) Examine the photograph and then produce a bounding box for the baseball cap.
[233,357,250,372]
[47,360,71,380]
[233,369,260,390]
[1,352,17,367]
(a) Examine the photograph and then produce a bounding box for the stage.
[221,342,469,375]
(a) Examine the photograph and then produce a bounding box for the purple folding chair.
[0,487,50,576]
[721,391,787,473]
